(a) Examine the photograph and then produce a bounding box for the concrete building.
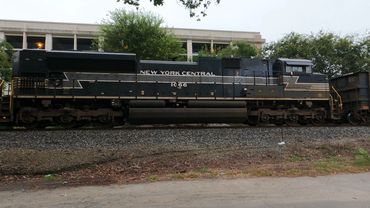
[0,19,265,61]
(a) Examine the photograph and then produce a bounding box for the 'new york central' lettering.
[140,70,215,76]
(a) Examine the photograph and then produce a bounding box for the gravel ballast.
[0,126,369,175]
[0,126,369,150]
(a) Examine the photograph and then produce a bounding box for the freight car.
[0,49,337,128]
[331,71,370,125]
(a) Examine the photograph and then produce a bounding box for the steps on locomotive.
[0,95,11,123]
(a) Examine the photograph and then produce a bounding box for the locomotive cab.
[273,58,328,87]
[273,58,313,77]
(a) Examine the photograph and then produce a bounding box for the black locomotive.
[0,49,341,127]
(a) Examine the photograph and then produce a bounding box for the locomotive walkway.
[1,173,370,208]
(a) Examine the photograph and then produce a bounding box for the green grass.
[171,174,185,180]
[289,155,305,162]
[43,174,58,181]
[314,156,345,173]
[354,148,370,167]
[194,167,211,174]
[147,175,158,182]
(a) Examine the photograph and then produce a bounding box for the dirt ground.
[1,138,370,190]
[3,173,370,208]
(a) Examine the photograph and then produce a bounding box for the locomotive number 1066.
[171,82,188,88]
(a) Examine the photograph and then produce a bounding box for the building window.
[27,36,45,49]
[192,43,211,53]
[213,43,229,52]
[78,38,94,51]
[53,37,74,50]
[5,35,22,49]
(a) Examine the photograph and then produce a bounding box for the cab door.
[222,58,241,97]
[272,60,285,85]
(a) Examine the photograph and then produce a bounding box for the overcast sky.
[0,0,369,42]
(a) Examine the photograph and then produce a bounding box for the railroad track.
[0,122,358,132]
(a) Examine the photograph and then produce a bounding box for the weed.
[249,169,273,177]
[285,168,303,176]
[170,172,200,180]
[43,174,57,181]
[185,173,200,179]
[314,156,345,173]
[289,155,305,162]
[147,175,158,182]
[195,167,211,173]
[354,148,370,167]
[171,174,185,180]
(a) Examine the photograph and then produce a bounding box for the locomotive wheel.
[311,112,325,126]
[58,114,77,128]
[347,112,363,125]
[248,116,259,126]
[260,114,270,124]
[95,115,114,128]
[22,114,37,124]
[59,114,75,123]
[19,108,40,129]
[98,115,112,124]
[23,123,43,129]
[298,117,308,125]
[22,118,48,129]
[286,114,299,126]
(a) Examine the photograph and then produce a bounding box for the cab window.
[286,65,312,73]
[305,66,312,73]
[286,66,303,73]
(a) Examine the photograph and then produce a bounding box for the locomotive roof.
[278,58,313,66]
[140,60,197,65]
[46,50,137,60]
[20,49,137,61]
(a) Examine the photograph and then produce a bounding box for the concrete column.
[0,32,5,41]
[186,39,193,62]
[45,34,53,51]
[22,32,27,49]
[73,34,77,50]
[210,39,214,53]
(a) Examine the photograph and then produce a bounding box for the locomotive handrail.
[253,71,256,85]
[0,80,3,98]
[9,79,14,120]
[0,80,3,92]
[331,86,343,110]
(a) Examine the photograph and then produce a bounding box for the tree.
[0,40,13,82]
[117,0,221,20]
[263,32,370,78]
[198,41,257,58]
[97,9,185,60]
[262,33,311,59]
[219,41,257,58]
